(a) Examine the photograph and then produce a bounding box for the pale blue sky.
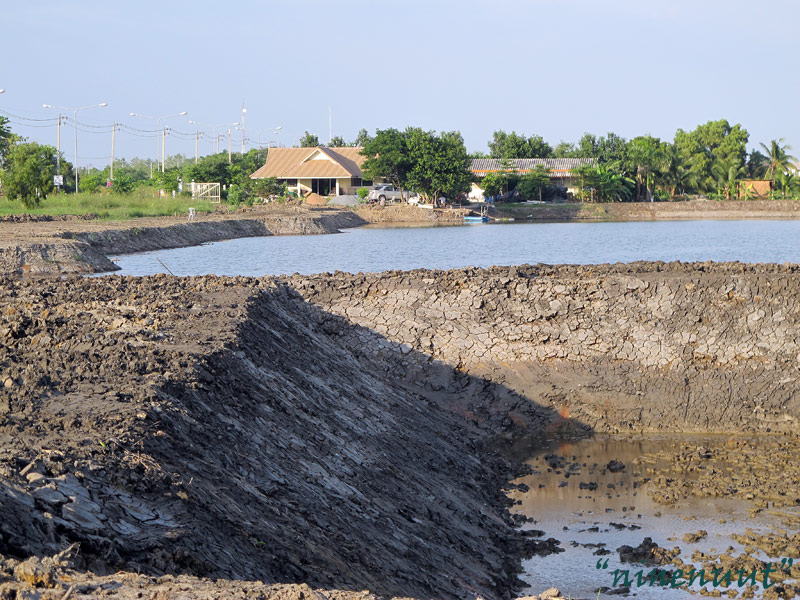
[2,0,798,166]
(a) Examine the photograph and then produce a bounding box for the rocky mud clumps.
[635,439,800,515]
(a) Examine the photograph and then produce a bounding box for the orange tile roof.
[251,146,366,179]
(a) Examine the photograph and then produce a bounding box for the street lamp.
[189,120,239,155]
[43,101,107,194]
[268,126,282,149]
[130,111,187,173]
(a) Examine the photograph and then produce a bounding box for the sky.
[2,0,799,168]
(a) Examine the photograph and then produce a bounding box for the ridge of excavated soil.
[0,208,366,276]
[0,274,527,600]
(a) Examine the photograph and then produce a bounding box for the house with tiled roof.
[469,157,596,201]
[250,146,372,196]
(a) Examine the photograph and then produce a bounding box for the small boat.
[464,206,490,223]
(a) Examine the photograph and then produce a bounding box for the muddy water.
[508,434,800,599]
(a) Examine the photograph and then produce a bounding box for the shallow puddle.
[508,434,800,599]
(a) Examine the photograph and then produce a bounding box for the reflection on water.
[106,219,800,277]
[509,434,796,599]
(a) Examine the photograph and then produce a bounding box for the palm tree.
[759,139,798,181]
[661,145,698,197]
[711,157,745,200]
[626,136,668,201]
[774,169,799,199]
[575,165,634,202]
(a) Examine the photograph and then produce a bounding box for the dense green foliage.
[508,120,799,201]
[0,116,16,166]
[361,128,471,202]
[517,166,551,201]
[0,141,59,208]
[489,130,554,159]
[299,131,320,148]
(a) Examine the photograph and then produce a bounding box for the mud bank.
[354,205,471,223]
[0,209,365,276]
[495,199,800,222]
[286,262,800,434]
[0,275,526,600]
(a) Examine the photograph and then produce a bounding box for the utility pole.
[110,122,117,181]
[161,126,167,173]
[329,105,332,145]
[227,128,232,164]
[44,102,107,194]
[55,115,62,193]
[195,129,200,164]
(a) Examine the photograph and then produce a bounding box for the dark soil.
[0,275,528,599]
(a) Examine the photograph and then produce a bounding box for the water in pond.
[508,434,800,599]
[106,219,800,277]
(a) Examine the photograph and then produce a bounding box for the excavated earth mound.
[0,275,525,600]
[2,262,800,598]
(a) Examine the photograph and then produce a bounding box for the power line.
[0,109,59,123]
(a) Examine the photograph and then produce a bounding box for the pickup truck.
[367,184,410,203]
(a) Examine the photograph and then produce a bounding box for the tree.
[746,149,767,179]
[360,128,414,196]
[329,135,346,147]
[0,141,58,208]
[774,169,799,199]
[711,156,745,200]
[480,172,503,200]
[0,116,17,166]
[251,177,287,199]
[299,131,319,147]
[759,138,798,181]
[554,141,577,158]
[625,136,669,201]
[574,164,635,203]
[674,119,749,193]
[405,129,471,203]
[517,166,551,201]
[353,128,371,147]
[488,130,553,159]
[661,145,698,197]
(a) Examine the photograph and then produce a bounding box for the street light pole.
[241,105,246,155]
[56,115,63,192]
[110,123,118,182]
[44,102,107,194]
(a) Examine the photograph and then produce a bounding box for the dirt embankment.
[286,262,800,434]
[0,275,527,600]
[354,205,470,223]
[493,199,800,221]
[0,207,366,276]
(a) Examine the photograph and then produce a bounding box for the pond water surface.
[106,219,800,276]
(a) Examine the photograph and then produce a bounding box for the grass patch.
[0,190,219,220]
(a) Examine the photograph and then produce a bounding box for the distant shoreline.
[2,200,800,276]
